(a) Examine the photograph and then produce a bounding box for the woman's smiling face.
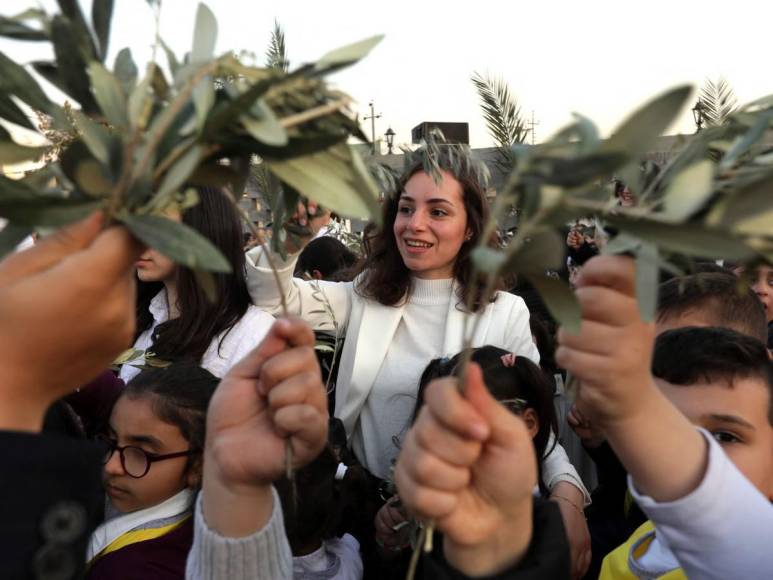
[393,170,470,280]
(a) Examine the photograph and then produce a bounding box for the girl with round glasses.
[85,363,217,580]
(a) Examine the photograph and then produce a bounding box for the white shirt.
[120,290,274,382]
[352,277,452,479]
[292,534,363,580]
[629,428,773,579]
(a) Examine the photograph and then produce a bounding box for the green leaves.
[661,160,715,221]
[267,145,381,221]
[604,85,692,157]
[0,51,52,112]
[191,3,217,63]
[315,35,383,73]
[119,214,231,273]
[88,62,128,127]
[0,141,47,165]
[91,0,113,61]
[156,144,203,198]
[607,216,755,262]
[526,274,581,334]
[241,100,287,146]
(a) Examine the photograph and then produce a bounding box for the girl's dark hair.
[355,151,498,312]
[135,186,251,364]
[275,445,343,553]
[123,363,219,486]
[414,346,558,495]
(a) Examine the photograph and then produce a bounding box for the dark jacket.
[85,516,193,580]
[0,431,104,580]
[422,500,571,580]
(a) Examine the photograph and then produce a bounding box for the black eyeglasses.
[96,435,196,479]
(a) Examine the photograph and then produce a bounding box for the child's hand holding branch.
[394,364,536,577]
[202,318,329,538]
[556,255,708,502]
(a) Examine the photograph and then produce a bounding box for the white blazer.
[246,246,591,503]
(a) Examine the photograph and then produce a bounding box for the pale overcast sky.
[4,0,773,149]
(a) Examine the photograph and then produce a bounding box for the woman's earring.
[464,232,473,241]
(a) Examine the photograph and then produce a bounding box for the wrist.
[201,448,274,538]
[0,391,48,432]
[444,500,533,577]
[594,375,660,432]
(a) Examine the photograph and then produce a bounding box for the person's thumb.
[0,211,104,282]
[464,362,532,448]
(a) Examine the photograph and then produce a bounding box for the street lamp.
[692,100,705,132]
[385,127,396,154]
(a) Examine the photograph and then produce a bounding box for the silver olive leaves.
[0,1,382,269]
[472,85,773,332]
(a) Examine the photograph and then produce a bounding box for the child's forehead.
[657,376,772,429]
[110,395,185,441]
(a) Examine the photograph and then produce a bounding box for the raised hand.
[394,364,535,576]
[556,255,706,502]
[556,255,656,427]
[202,317,328,537]
[0,212,141,431]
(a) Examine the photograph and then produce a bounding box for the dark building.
[411,121,470,145]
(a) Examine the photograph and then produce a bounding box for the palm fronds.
[265,19,288,72]
[471,72,529,167]
[699,77,738,127]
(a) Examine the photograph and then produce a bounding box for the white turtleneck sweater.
[352,277,454,479]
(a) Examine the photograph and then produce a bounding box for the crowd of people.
[2,144,773,580]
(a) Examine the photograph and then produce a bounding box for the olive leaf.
[0,50,53,112]
[50,15,97,112]
[0,93,36,129]
[605,216,755,262]
[91,0,113,61]
[0,14,48,41]
[0,141,48,165]
[114,48,138,94]
[120,213,232,273]
[191,3,217,63]
[71,109,111,164]
[634,241,659,322]
[241,100,287,147]
[267,145,381,221]
[315,35,384,73]
[525,273,581,333]
[155,144,204,198]
[603,85,692,157]
[661,160,715,222]
[88,62,128,127]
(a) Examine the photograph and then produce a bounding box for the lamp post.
[692,100,705,133]
[363,101,381,155]
[385,127,395,154]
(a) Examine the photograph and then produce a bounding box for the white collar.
[87,488,194,562]
[148,290,170,325]
[629,528,680,578]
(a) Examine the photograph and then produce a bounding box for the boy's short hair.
[657,272,767,342]
[652,327,773,425]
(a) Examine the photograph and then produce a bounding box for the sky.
[3,0,773,150]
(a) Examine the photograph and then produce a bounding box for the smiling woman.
[245,141,590,575]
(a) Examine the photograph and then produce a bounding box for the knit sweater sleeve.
[628,429,773,580]
[186,487,292,580]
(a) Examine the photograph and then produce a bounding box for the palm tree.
[698,77,738,127]
[265,20,288,72]
[471,72,530,168]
